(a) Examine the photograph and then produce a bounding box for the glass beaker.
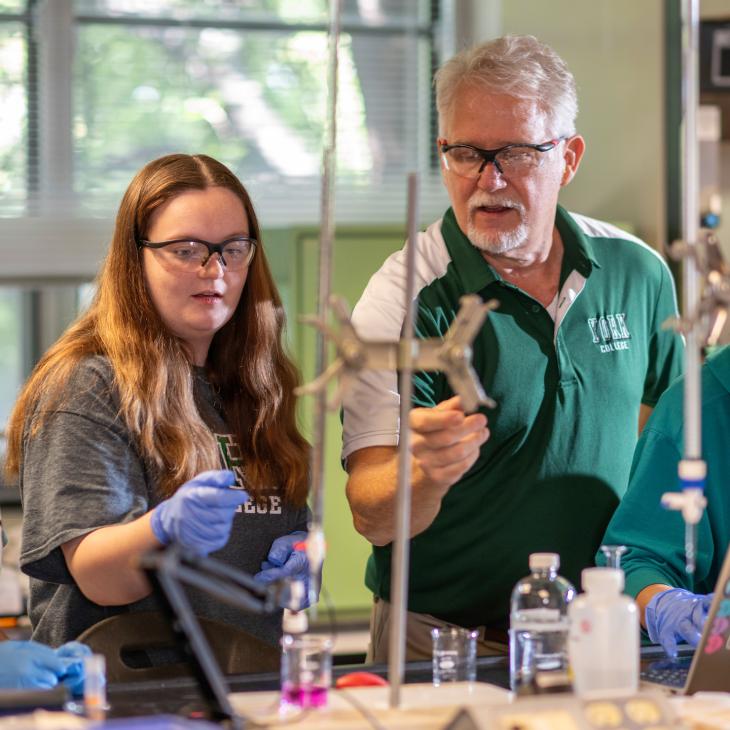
[431,627,478,686]
[600,544,627,570]
[280,633,332,709]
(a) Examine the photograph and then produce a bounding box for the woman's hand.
[151,469,249,555]
[254,531,313,608]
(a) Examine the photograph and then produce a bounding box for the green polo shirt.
[356,205,683,632]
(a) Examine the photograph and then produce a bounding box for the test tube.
[599,544,627,571]
[83,653,107,722]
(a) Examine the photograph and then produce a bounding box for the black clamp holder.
[140,546,286,729]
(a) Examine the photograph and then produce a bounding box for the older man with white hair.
[342,35,684,661]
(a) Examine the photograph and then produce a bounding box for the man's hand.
[345,396,489,545]
[410,396,489,492]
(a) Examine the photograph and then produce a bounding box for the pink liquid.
[281,683,328,708]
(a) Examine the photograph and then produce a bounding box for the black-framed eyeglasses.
[137,236,257,273]
[440,137,565,179]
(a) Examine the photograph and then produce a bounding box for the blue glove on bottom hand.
[254,531,313,609]
[645,588,714,658]
[0,640,91,694]
[55,641,93,696]
[151,469,249,556]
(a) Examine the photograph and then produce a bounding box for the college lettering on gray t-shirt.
[19,355,308,647]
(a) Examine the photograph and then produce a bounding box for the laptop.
[640,542,730,694]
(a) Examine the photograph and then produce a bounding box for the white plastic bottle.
[509,552,575,693]
[568,567,639,697]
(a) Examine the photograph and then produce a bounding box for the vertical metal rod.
[388,172,420,708]
[682,0,701,462]
[676,0,706,575]
[308,0,341,606]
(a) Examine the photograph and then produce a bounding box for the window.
[0,0,445,223]
[0,0,447,467]
[0,5,27,214]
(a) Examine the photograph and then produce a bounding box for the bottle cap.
[582,567,623,593]
[529,552,560,571]
[283,608,308,634]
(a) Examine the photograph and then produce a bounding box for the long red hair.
[6,154,309,505]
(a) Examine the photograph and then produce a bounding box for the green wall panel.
[293,228,405,613]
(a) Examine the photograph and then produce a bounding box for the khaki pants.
[366,596,509,663]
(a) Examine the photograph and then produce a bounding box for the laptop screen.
[684,542,730,694]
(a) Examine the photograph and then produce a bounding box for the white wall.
[453,0,666,246]
[702,0,730,17]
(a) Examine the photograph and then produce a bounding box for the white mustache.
[468,195,525,215]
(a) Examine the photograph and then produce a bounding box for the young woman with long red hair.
[6,153,310,649]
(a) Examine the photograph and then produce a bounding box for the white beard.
[467,219,529,254]
[466,193,528,254]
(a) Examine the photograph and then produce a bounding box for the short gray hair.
[435,35,578,138]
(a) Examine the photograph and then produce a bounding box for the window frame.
[0,0,447,280]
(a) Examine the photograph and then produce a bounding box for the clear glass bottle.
[509,552,576,693]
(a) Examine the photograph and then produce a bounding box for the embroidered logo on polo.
[587,313,631,353]
[216,433,283,515]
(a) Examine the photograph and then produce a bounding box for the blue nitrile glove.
[56,641,92,697]
[0,640,69,690]
[151,470,249,556]
[254,531,312,609]
[645,588,714,658]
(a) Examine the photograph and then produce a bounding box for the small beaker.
[431,627,478,686]
[600,544,627,570]
[280,634,332,709]
[83,653,108,721]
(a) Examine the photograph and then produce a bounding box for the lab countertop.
[106,644,680,720]
[106,655,512,719]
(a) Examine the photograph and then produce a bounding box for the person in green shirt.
[600,346,730,658]
[342,34,684,661]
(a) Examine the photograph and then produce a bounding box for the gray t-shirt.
[19,355,308,647]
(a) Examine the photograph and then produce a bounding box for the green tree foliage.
[0,25,26,200]
[73,0,368,201]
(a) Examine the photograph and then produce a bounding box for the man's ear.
[560,135,585,187]
[436,137,447,170]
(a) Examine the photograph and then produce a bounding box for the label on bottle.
[511,608,568,631]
